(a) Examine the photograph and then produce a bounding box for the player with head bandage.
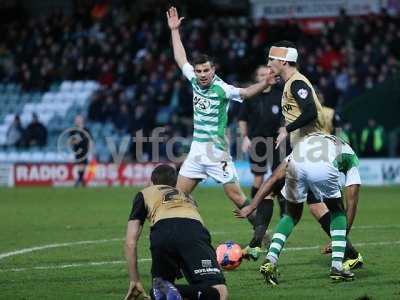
[267,41,326,148]
[239,41,363,281]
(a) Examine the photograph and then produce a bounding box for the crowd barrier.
[1,159,400,187]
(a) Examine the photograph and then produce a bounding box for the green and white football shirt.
[182,63,243,151]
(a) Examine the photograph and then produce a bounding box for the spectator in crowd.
[339,122,359,154]
[23,113,47,147]
[360,118,386,157]
[0,4,399,158]
[6,115,24,148]
[69,115,92,187]
[114,103,131,134]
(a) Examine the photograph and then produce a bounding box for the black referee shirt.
[69,127,91,160]
[239,86,283,138]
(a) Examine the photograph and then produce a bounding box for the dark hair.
[272,40,298,67]
[254,65,269,79]
[192,54,215,67]
[151,164,177,186]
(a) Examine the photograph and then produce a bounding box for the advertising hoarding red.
[13,163,159,186]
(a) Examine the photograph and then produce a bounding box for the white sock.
[332,261,343,271]
[266,253,278,266]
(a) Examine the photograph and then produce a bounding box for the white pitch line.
[284,240,400,252]
[352,224,400,229]
[1,259,151,273]
[0,232,230,261]
[0,238,124,260]
[0,224,397,261]
[1,240,399,273]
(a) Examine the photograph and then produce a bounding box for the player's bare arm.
[167,6,188,69]
[239,68,276,99]
[238,120,251,153]
[124,220,149,300]
[235,160,287,218]
[345,184,360,232]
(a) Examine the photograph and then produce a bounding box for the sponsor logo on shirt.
[194,94,211,113]
[297,88,308,99]
[201,259,212,268]
[194,267,221,275]
[283,104,293,112]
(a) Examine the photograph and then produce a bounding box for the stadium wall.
[250,0,388,19]
[2,159,400,187]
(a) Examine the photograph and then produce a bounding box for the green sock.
[330,211,347,270]
[266,214,295,265]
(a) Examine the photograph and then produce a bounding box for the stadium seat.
[0,136,6,146]
[23,103,38,114]
[43,152,58,162]
[31,151,44,162]
[53,93,64,103]
[42,92,55,103]
[0,152,6,161]
[18,151,32,162]
[60,81,73,92]
[7,151,19,162]
[4,114,16,125]
[72,81,84,92]
[40,112,54,125]
[0,124,8,135]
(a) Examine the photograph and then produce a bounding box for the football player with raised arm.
[167,7,275,224]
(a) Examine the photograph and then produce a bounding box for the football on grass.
[216,241,242,270]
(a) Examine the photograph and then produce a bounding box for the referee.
[238,65,288,256]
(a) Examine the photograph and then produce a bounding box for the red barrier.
[14,163,159,186]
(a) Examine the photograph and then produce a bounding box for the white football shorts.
[179,141,239,184]
[281,158,342,203]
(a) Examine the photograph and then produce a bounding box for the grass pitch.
[1,186,400,299]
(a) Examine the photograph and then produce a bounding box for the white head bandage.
[268,46,298,62]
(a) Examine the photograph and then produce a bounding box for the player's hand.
[241,136,251,153]
[234,205,254,218]
[123,281,150,300]
[167,6,184,30]
[320,241,332,255]
[275,126,288,149]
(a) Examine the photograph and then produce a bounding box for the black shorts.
[306,192,344,208]
[150,218,225,286]
[249,137,290,175]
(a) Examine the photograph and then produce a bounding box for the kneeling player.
[124,164,227,300]
[236,133,361,284]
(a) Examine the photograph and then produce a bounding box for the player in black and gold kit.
[267,41,325,148]
[124,164,227,300]
[252,41,363,278]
